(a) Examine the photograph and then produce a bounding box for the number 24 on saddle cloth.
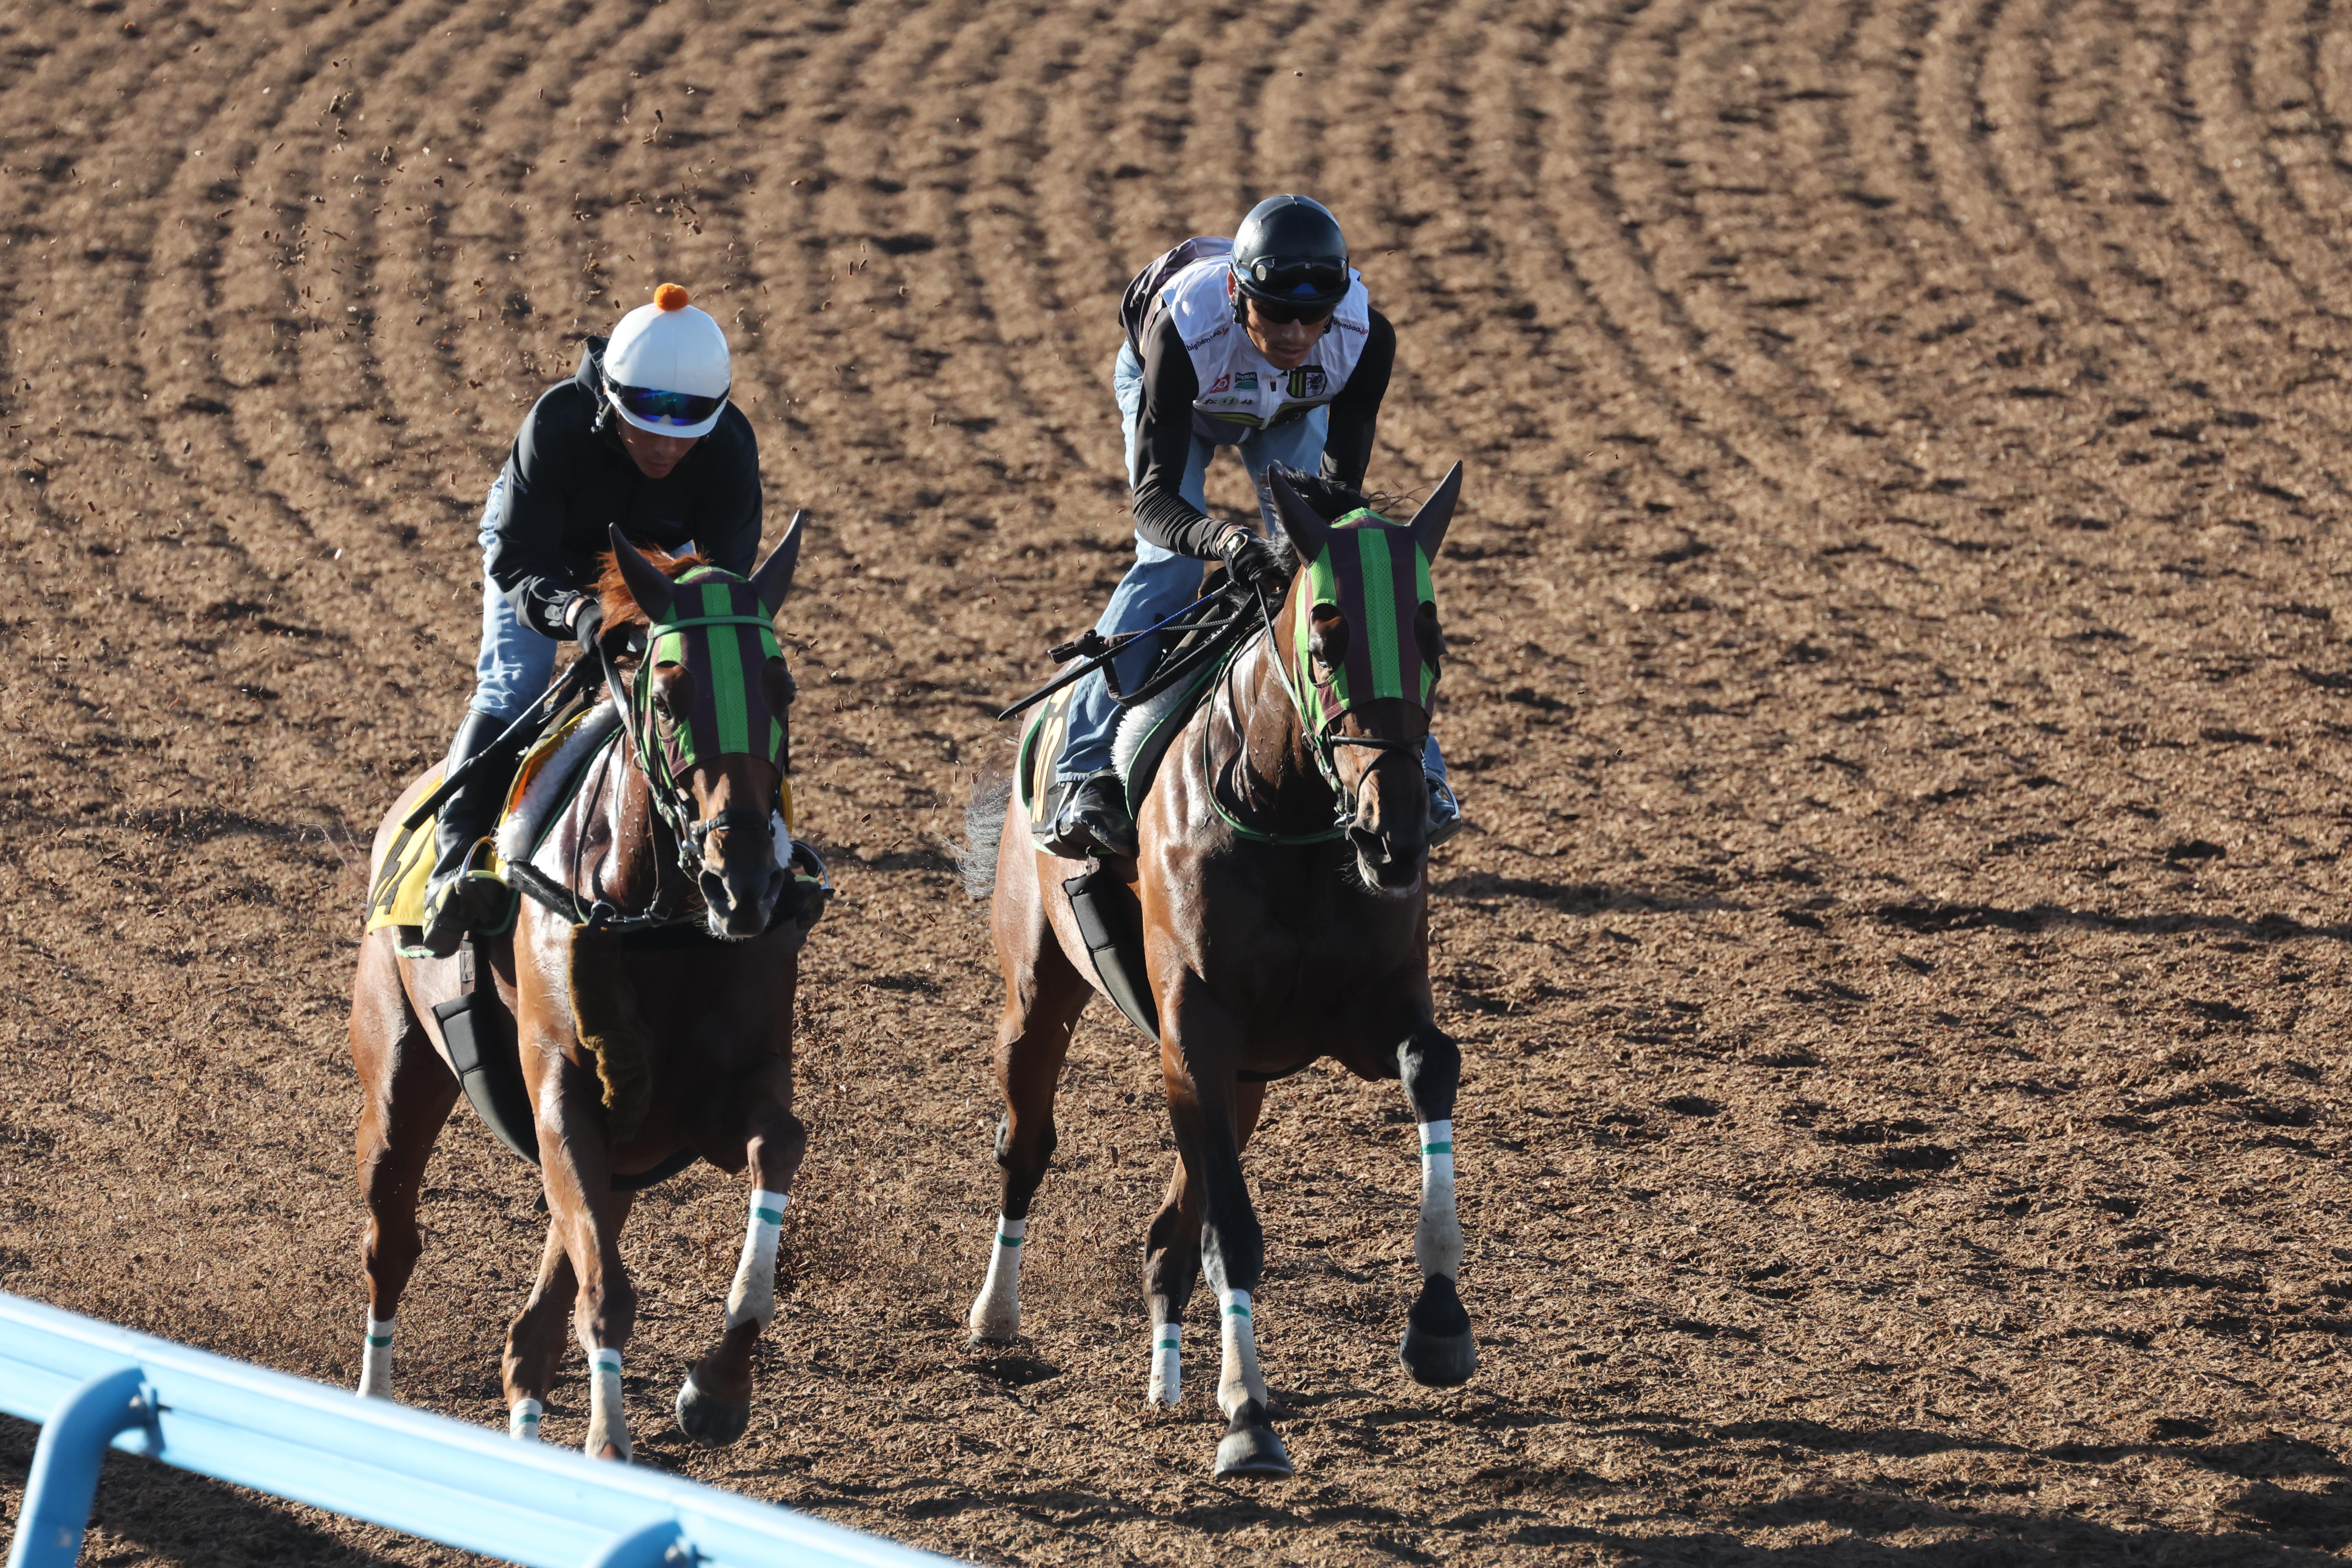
[362,708,610,941]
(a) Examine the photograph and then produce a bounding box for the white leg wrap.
[967,1215,1025,1340]
[584,1347,630,1461]
[508,1397,544,1442]
[1415,1120,1463,1280]
[1216,1287,1265,1419]
[724,1188,788,1330]
[1147,1321,1181,1407]
[357,1316,395,1400]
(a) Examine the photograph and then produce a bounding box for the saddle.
[1014,579,1257,1043]
[1014,580,1251,836]
[364,705,619,949]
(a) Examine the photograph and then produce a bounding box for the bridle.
[577,595,789,929]
[1202,575,1429,847]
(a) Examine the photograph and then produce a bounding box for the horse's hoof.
[1212,1423,1294,1479]
[673,1375,751,1448]
[1399,1273,1477,1387]
[1400,1325,1479,1387]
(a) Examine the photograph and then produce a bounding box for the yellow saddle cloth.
[362,711,600,936]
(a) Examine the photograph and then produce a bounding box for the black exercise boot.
[1040,770,1138,859]
[417,710,511,959]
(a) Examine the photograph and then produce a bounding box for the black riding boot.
[417,710,511,958]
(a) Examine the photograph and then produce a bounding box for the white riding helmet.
[602,283,731,439]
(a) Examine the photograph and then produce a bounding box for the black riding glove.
[570,597,606,655]
[1217,526,1292,591]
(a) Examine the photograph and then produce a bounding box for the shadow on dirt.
[1,1417,432,1567]
[1868,901,2352,943]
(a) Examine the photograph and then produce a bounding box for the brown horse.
[349,523,813,1459]
[964,465,1473,1477]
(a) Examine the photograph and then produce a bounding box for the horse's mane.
[1263,466,1423,560]
[593,545,710,630]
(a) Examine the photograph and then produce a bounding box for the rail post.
[6,1363,155,1568]
[582,1518,686,1568]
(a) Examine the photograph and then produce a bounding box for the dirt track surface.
[5,0,2352,1562]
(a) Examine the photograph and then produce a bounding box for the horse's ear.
[1266,466,1332,559]
[749,510,807,617]
[608,525,675,621]
[1408,462,1464,561]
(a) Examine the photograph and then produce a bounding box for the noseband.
[686,806,774,851]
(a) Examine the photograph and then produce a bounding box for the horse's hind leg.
[1140,1080,1265,1407]
[970,844,1093,1345]
[501,1221,576,1441]
[1396,1023,1475,1387]
[350,933,459,1399]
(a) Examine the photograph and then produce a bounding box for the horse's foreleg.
[572,1188,636,1460]
[539,1058,638,1461]
[501,1221,576,1441]
[677,1063,805,1448]
[1140,1080,1265,1408]
[1162,985,1288,1478]
[351,938,459,1401]
[1396,1023,1475,1387]
[970,896,1090,1345]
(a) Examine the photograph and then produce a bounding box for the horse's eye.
[1308,607,1349,669]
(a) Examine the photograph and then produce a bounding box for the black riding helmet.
[1230,194,1350,316]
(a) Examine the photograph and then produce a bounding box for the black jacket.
[486,340,762,639]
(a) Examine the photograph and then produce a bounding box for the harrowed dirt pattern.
[4,0,2352,1563]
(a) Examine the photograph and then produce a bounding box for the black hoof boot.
[1212,1398,1294,1479]
[1399,1274,1477,1387]
[673,1374,751,1448]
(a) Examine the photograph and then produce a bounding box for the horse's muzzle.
[1348,823,1428,896]
[701,856,785,940]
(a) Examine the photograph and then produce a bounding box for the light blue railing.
[0,1291,952,1568]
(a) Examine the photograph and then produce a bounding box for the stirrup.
[1426,777,1465,849]
[417,837,497,958]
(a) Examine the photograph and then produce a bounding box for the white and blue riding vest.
[1151,252,1372,446]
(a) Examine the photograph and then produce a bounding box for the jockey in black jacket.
[416,283,759,957]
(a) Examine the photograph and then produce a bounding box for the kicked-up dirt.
[3,0,2352,1563]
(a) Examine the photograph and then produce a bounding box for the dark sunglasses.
[606,378,728,428]
[1251,300,1334,327]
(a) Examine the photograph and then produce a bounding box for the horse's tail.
[955,758,1014,902]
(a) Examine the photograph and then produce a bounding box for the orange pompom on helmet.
[602,282,732,438]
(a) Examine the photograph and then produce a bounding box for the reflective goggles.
[1243,256,1348,299]
[606,377,729,429]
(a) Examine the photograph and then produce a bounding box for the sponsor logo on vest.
[1207,371,1232,394]
[1286,365,1328,399]
[1232,371,1258,392]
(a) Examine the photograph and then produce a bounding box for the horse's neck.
[585,717,680,911]
[1218,629,1332,833]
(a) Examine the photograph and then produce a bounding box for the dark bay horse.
[350,522,811,1460]
[966,465,1473,1477]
